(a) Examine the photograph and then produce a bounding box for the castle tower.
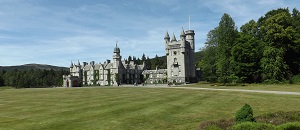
[185,29,196,79]
[164,31,170,55]
[112,43,122,85]
[113,43,121,65]
[165,27,196,83]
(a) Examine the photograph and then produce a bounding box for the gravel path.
[121,85,300,95]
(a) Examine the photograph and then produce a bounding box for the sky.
[0,0,299,67]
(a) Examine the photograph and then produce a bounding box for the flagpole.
[189,16,190,30]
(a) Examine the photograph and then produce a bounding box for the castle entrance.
[72,80,79,87]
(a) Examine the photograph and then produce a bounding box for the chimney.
[83,62,87,67]
[90,61,95,66]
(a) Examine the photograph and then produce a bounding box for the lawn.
[187,83,300,92]
[0,86,299,130]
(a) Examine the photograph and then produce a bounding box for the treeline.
[199,8,300,84]
[124,53,167,70]
[0,69,69,88]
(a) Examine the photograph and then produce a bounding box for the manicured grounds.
[0,86,299,129]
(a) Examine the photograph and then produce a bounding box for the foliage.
[107,69,111,86]
[200,111,300,130]
[256,111,300,125]
[232,122,275,130]
[292,75,300,83]
[115,73,119,85]
[235,104,256,123]
[216,13,238,84]
[200,8,300,84]
[261,46,289,82]
[1,69,69,88]
[203,125,222,130]
[198,28,218,83]
[199,119,234,130]
[277,122,300,130]
[93,70,99,85]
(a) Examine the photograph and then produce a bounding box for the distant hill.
[0,64,68,71]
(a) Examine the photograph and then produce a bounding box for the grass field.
[0,86,299,130]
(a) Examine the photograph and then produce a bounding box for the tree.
[235,104,256,123]
[261,46,289,82]
[231,20,264,83]
[153,55,161,69]
[257,8,300,82]
[0,70,5,86]
[115,73,119,86]
[141,53,146,62]
[232,34,263,83]
[216,13,238,84]
[198,28,218,82]
[145,57,151,70]
[133,56,137,64]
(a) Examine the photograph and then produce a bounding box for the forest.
[198,8,300,84]
[0,69,69,88]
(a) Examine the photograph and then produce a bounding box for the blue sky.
[0,0,299,67]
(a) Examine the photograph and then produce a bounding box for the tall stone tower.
[165,28,196,83]
[113,43,121,66]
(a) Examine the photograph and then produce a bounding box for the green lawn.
[187,83,300,92]
[0,87,299,130]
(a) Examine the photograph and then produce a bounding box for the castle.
[63,27,196,87]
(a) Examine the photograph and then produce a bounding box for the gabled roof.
[83,65,92,71]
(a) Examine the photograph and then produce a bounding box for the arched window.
[174,58,177,63]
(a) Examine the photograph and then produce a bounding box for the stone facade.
[142,28,197,84]
[63,44,146,87]
[164,28,196,83]
[63,27,197,87]
[142,68,167,84]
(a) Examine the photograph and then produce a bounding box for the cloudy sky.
[0,0,299,67]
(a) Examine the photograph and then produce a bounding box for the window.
[174,58,177,63]
[173,51,177,55]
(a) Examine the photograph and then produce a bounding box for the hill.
[0,64,68,71]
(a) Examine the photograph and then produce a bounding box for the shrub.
[292,75,300,83]
[203,125,222,130]
[256,111,300,125]
[198,119,234,130]
[276,122,300,130]
[232,122,275,130]
[235,104,256,123]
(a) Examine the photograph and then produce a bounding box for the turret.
[180,27,186,41]
[185,30,195,50]
[113,43,121,67]
[171,33,177,42]
[164,30,170,55]
[180,28,186,53]
[164,30,170,43]
[77,60,80,66]
[70,61,73,68]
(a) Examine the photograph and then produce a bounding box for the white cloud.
[0,0,299,67]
